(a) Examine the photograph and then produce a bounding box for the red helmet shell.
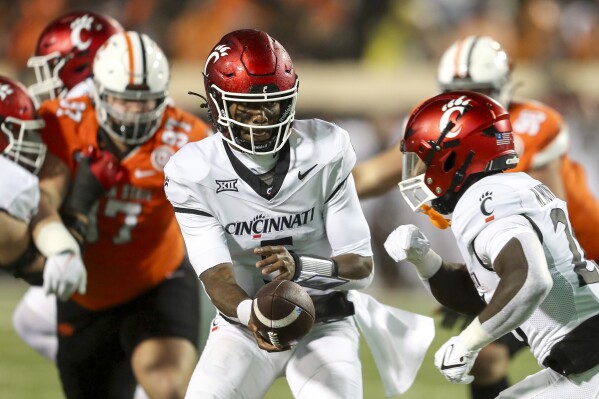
[203,29,298,153]
[0,76,46,174]
[0,77,37,139]
[33,11,123,90]
[402,91,518,198]
[204,29,296,93]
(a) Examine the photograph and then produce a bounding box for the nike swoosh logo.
[440,344,467,370]
[298,164,317,180]
[134,169,157,179]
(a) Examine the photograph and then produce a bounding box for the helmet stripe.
[464,36,481,79]
[453,36,479,79]
[452,38,466,78]
[137,33,148,86]
[124,32,135,85]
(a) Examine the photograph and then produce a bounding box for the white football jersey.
[0,156,40,223]
[165,119,373,297]
[452,172,599,364]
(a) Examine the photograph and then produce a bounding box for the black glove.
[61,146,125,247]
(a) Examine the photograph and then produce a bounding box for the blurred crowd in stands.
[4,0,599,67]
[2,0,599,288]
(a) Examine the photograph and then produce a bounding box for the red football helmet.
[400,91,519,214]
[203,29,298,155]
[27,11,123,107]
[0,76,46,174]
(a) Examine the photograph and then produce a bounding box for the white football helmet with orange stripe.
[93,31,169,145]
[437,35,512,106]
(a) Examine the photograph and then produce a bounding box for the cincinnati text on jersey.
[224,208,315,236]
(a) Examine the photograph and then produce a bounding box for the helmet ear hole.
[443,151,456,172]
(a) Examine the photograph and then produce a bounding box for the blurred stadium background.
[1,0,598,397]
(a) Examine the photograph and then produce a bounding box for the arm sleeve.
[9,181,40,223]
[472,214,553,342]
[324,174,372,257]
[173,211,232,276]
[0,158,40,223]
[164,161,231,276]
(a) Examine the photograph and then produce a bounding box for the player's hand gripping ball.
[251,280,315,348]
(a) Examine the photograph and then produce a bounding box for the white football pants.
[498,363,599,398]
[12,286,57,361]
[185,314,362,399]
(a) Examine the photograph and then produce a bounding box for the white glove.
[43,251,87,301]
[384,224,442,279]
[434,335,480,384]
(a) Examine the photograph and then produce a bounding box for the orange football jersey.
[509,99,599,260]
[40,97,210,310]
[560,156,599,261]
[509,99,565,173]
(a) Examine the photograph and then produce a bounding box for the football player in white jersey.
[165,29,375,399]
[12,11,124,364]
[385,90,599,398]
[0,75,86,305]
[436,34,599,399]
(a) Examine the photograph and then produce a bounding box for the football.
[250,280,315,348]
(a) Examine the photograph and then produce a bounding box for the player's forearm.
[30,193,62,238]
[200,263,250,319]
[0,213,45,284]
[353,168,397,198]
[474,236,552,342]
[528,159,566,200]
[0,213,31,265]
[353,144,402,199]
[333,253,373,279]
[429,262,486,316]
[38,153,71,211]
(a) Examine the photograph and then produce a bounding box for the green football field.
[0,278,540,398]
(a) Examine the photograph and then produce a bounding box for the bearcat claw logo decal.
[440,96,471,139]
[70,14,96,51]
[0,84,14,101]
[205,44,231,69]
[480,191,494,223]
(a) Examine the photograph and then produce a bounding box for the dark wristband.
[288,250,303,280]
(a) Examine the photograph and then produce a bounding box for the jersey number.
[260,237,293,248]
[86,199,142,244]
[551,208,599,286]
[57,100,86,123]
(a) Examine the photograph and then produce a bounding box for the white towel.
[349,291,435,397]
